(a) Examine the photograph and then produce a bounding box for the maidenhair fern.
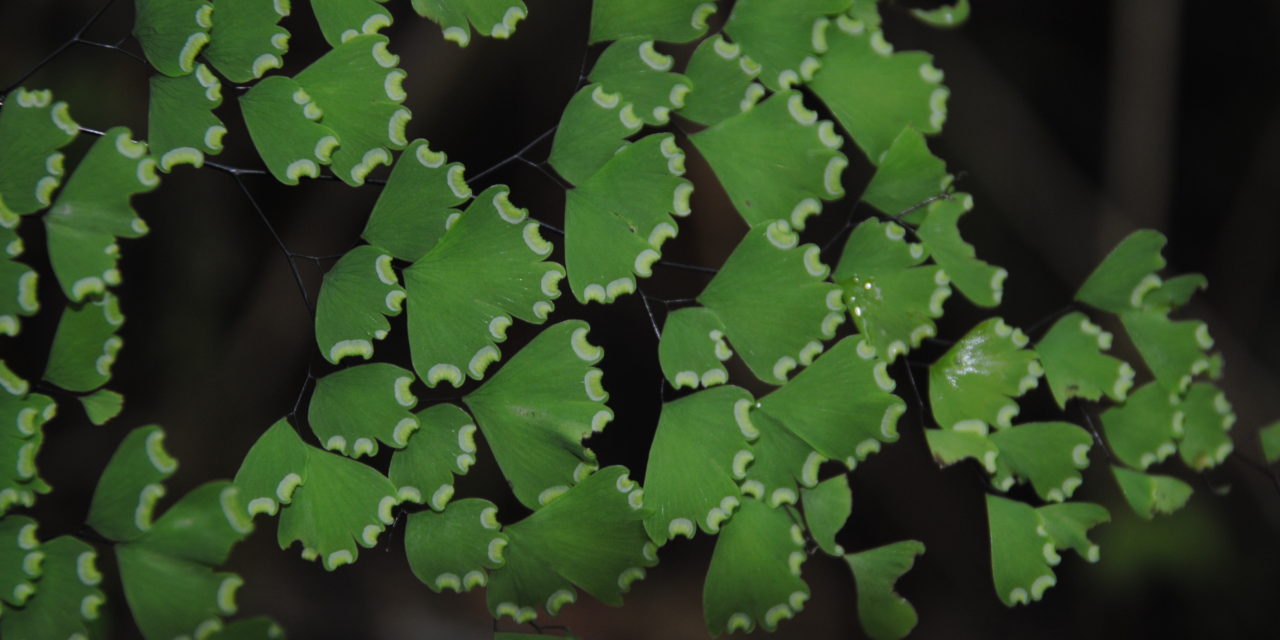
[0,1,1273,639]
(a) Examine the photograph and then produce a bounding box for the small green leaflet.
[679,35,764,126]
[801,474,851,556]
[588,0,716,44]
[1111,465,1192,519]
[79,388,124,426]
[929,317,1042,432]
[0,536,104,640]
[488,466,653,621]
[238,75,339,185]
[723,0,850,91]
[548,85,643,187]
[311,0,392,47]
[45,127,159,302]
[1034,311,1136,408]
[834,218,949,362]
[587,38,690,126]
[859,126,950,217]
[988,421,1092,501]
[0,88,77,225]
[307,363,419,458]
[1100,382,1181,471]
[87,425,178,542]
[361,138,471,262]
[203,0,290,83]
[564,134,689,304]
[0,516,41,607]
[147,63,226,171]
[388,403,477,509]
[658,307,731,390]
[691,91,846,230]
[1175,383,1235,471]
[917,194,1007,307]
[412,0,527,47]
[1075,229,1166,314]
[699,222,844,385]
[703,497,809,634]
[314,245,405,364]
[911,0,970,28]
[643,385,753,545]
[43,291,125,393]
[1260,420,1280,465]
[1121,309,1215,394]
[810,15,948,163]
[986,494,1056,607]
[405,186,563,386]
[462,321,611,509]
[845,540,925,640]
[133,0,213,77]
[0,255,39,337]
[405,498,506,593]
[1036,502,1108,564]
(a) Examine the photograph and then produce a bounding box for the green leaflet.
[0,255,39,336]
[412,0,527,47]
[0,391,53,515]
[1034,311,1136,408]
[314,245,405,364]
[1111,465,1192,519]
[0,536,104,639]
[405,186,563,386]
[588,0,716,44]
[388,403,477,509]
[311,0,392,47]
[703,497,809,634]
[361,138,471,262]
[723,0,850,91]
[203,0,290,83]
[0,516,41,607]
[1036,502,1108,564]
[658,307,731,390]
[929,317,1042,432]
[405,498,507,593]
[147,63,226,171]
[911,0,970,28]
[307,363,419,458]
[134,0,213,77]
[45,127,159,302]
[1075,229,1167,314]
[1143,272,1207,312]
[834,218,950,362]
[986,494,1057,607]
[238,75,339,185]
[1260,421,1280,465]
[0,88,77,225]
[679,35,764,127]
[810,15,948,163]
[1121,309,1215,394]
[860,126,950,217]
[588,37,691,126]
[547,84,643,187]
[988,421,1092,501]
[756,337,905,469]
[116,481,255,639]
[1100,382,1181,471]
[42,291,125,393]
[916,194,1007,307]
[924,429,997,473]
[488,467,652,621]
[845,540,925,640]
[740,410,820,508]
[233,420,309,517]
[462,320,611,509]
[88,425,178,542]
[79,388,124,426]
[564,134,689,304]
[801,474,851,556]
[690,91,846,230]
[699,222,844,385]
[1175,383,1235,471]
[643,386,753,545]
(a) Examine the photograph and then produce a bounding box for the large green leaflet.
[564,134,689,304]
[44,127,159,302]
[845,540,925,640]
[0,516,41,608]
[307,363,418,458]
[405,498,506,593]
[1034,311,1136,408]
[134,0,213,77]
[147,63,226,171]
[801,474,851,556]
[488,467,652,621]
[929,318,1042,432]
[986,494,1056,607]
[916,194,1007,308]
[988,421,1092,501]
[1100,382,1181,471]
[388,403,477,510]
[588,0,716,44]
[405,186,563,386]
[87,425,178,543]
[0,88,77,226]
[723,0,850,91]
[311,0,392,47]
[834,218,949,362]
[643,386,753,545]
[412,0,527,47]
[1121,309,1215,394]
[42,292,125,393]
[703,497,809,634]
[1176,382,1234,471]
[202,0,290,83]
[699,222,844,384]
[361,138,470,262]
[0,536,104,639]
[463,321,612,509]
[691,91,846,230]
[658,307,731,389]
[678,35,764,127]
[1075,229,1166,314]
[1111,466,1192,519]
[859,126,950,216]
[314,244,405,364]
[588,38,691,126]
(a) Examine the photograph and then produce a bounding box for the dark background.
[3,0,1279,638]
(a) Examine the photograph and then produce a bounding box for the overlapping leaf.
[588,37,691,126]
[588,0,716,44]
[388,403,477,509]
[361,138,470,261]
[658,307,731,389]
[238,75,339,184]
[311,0,392,47]
[548,84,643,187]
[1035,502,1108,564]
[87,425,178,542]
[1175,383,1235,471]
[703,497,809,634]
[924,428,997,474]
[1100,382,1181,471]
[929,318,1042,432]
[134,0,213,77]
[679,35,764,126]
[0,393,54,512]
[988,421,1092,501]
[405,498,507,593]
[1034,311,1135,408]
[0,536,104,639]
[203,0,290,82]
[846,540,925,640]
[315,245,405,364]
[1121,309,1215,394]
[42,292,125,393]
[0,88,77,225]
[1111,466,1192,519]
[859,126,950,217]
[723,0,849,90]
[986,494,1057,607]
[147,63,226,171]
[412,0,527,47]
[917,194,1007,307]
[308,363,418,457]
